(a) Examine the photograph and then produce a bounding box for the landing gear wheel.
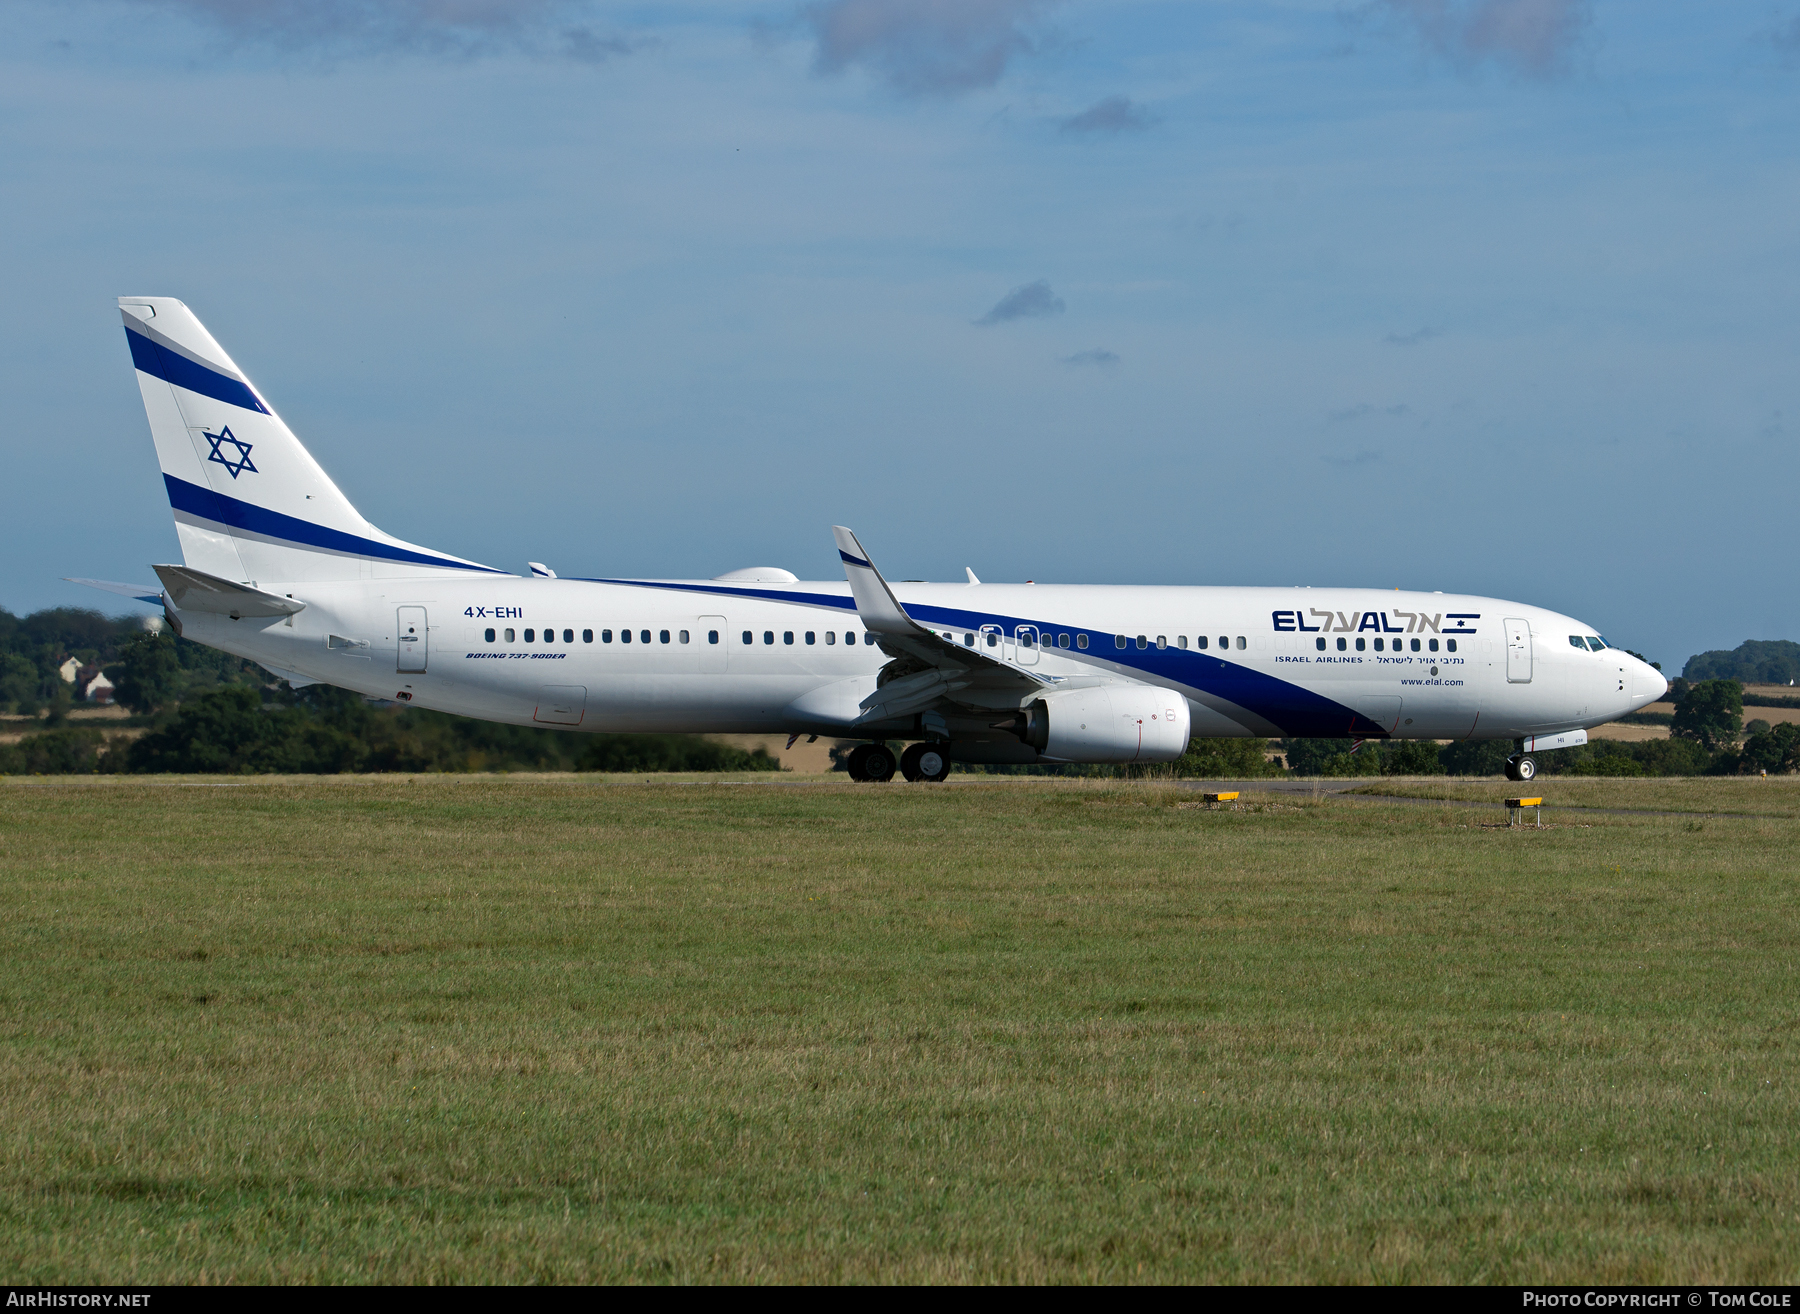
[1504,754,1538,783]
[901,743,952,783]
[848,743,896,783]
[845,745,872,782]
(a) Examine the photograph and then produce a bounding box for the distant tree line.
[2,606,1795,776]
[1682,639,1800,686]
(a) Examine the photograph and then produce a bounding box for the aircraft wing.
[832,525,1051,724]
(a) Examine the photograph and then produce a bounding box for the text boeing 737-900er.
[76,297,1668,784]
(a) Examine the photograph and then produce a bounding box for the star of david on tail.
[204,426,256,479]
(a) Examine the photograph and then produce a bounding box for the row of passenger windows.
[477,625,1454,655]
[482,627,873,646]
[1319,636,1453,652]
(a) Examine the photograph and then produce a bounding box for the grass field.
[2,775,1797,1283]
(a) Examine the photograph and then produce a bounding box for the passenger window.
[805,631,815,645]
[622,629,632,643]
[564,629,574,643]
[708,630,719,644]
[582,629,592,643]
[1136,635,1147,650]
[1316,637,1326,651]
[1236,636,1246,650]
[505,628,515,643]
[524,628,535,643]
[659,630,669,644]
[1428,638,1439,652]
[1374,638,1383,652]
[679,630,689,644]
[1337,637,1347,651]
[485,628,495,643]
[640,630,651,644]
[1177,636,1187,650]
[1059,633,1070,648]
[742,631,752,645]
[1410,638,1419,652]
[846,632,856,645]
[1156,636,1167,650]
[1446,639,1457,652]
[1219,637,1229,650]
[987,632,998,648]
[1355,638,1365,651]
[825,631,836,645]
[603,629,613,643]
[764,631,775,645]
[1076,634,1089,650]
[783,631,794,645]
[963,633,973,646]
[1197,635,1208,650]
[1115,635,1127,649]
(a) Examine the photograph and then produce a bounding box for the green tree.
[1739,723,1800,775]
[0,652,39,714]
[1438,739,1516,776]
[1173,737,1286,779]
[1278,737,1354,776]
[106,631,184,714]
[1670,679,1743,753]
[1682,639,1800,684]
[0,727,109,775]
[1382,740,1446,775]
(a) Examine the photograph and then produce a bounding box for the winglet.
[965,567,980,586]
[831,527,921,635]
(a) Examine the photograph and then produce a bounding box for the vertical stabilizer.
[119,297,501,585]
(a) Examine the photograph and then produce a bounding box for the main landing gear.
[900,743,952,783]
[845,742,896,783]
[844,742,951,782]
[1504,754,1538,783]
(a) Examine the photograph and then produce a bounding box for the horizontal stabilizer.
[153,564,305,619]
[64,577,164,607]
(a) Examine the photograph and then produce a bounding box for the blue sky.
[3,0,1796,670]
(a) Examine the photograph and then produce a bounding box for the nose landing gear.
[901,743,952,782]
[1504,754,1538,782]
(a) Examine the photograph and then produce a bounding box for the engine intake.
[1014,685,1192,764]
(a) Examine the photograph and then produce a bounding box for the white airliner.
[81,297,1668,784]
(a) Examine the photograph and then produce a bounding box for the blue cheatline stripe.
[126,327,270,415]
[839,550,871,567]
[579,578,1382,737]
[164,475,505,574]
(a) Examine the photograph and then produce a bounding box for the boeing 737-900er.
[76,297,1669,784]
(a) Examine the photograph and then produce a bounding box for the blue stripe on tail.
[164,475,505,574]
[127,328,270,415]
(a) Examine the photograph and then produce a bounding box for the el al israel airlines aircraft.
[80,297,1668,784]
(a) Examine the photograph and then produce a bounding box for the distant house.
[59,656,82,684]
[75,665,115,704]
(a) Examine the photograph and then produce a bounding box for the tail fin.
[119,297,501,585]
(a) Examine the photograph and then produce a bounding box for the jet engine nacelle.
[1018,685,1192,764]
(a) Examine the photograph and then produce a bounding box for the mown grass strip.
[1,778,1795,1282]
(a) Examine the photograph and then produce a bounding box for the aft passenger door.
[1505,618,1532,683]
[397,606,428,673]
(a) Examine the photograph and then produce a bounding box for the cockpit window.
[1570,636,1587,650]
[1589,636,1608,650]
